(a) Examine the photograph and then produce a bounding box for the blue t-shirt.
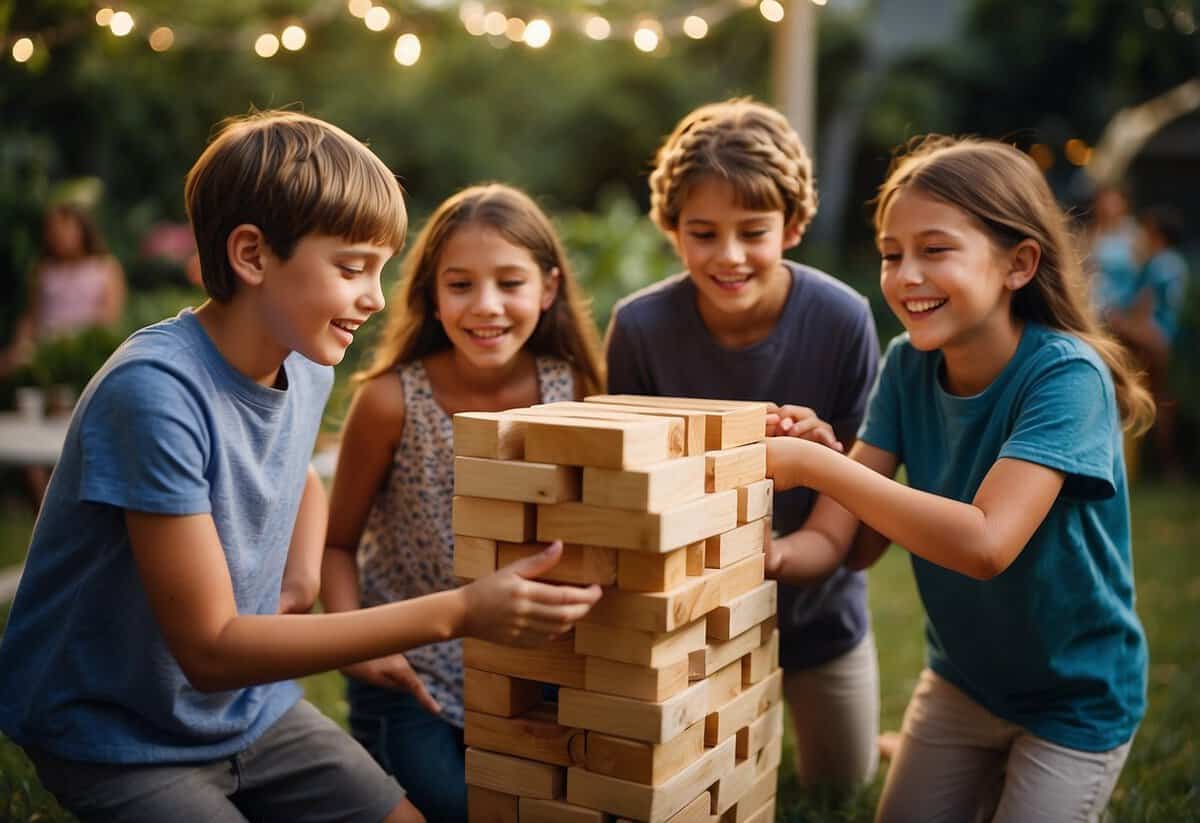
[0,309,332,764]
[606,262,880,669]
[859,324,1147,751]
[1134,248,1188,343]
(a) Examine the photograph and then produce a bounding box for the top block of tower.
[584,395,767,451]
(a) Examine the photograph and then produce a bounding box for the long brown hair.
[874,135,1155,434]
[356,183,604,395]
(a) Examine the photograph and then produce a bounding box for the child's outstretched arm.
[766,440,896,585]
[767,438,1065,580]
[126,511,599,693]
[278,465,327,614]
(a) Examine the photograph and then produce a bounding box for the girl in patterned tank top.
[321,184,604,821]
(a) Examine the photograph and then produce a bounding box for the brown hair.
[43,203,107,259]
[356,183,604,395]
[649,98,817,237]
[185,110,406,302]
[874,135,1155,434]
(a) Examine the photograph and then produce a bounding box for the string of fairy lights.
[6,0,829,67]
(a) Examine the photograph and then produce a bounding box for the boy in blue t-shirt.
[0,111,600,823]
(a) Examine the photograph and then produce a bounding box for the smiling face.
[259,233,391,367]
[878,186,1025,358]
[433,223,558,372]
[672,175,799,321]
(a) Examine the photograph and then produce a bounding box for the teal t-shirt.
[859,324,1146,751]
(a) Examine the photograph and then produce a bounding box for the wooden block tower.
[452,395,781,823]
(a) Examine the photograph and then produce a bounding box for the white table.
[0,413,71,466]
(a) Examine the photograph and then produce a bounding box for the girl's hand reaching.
[765,403,843,452]
[461,541,602,647]
[342,653,443,715]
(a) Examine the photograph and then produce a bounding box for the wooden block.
[725,768,777,823]
[583,457,705,513]
[585,395,767,451]
[706,660,743,712]
[704,519,766,569]
[468,785,519,823]
[453,535,497,580]
[759,615,777,645]
[742,628,779,686]
[710,749,758,816]
[454,412,525,459]
[583,571,720,634]
[497,542,617,585]
[686,541,706,575]
[464,703,584,766]
[452,496,535,542]
[661,791,715,823]
[463,668,542,717]
[538,491,738,553]
[520,797,612,823]
[566,735,736,821]
[532,400,708,456]
[575,618,707,667]
[584,720,706,785]
[522,417,679,469]
[465,747,564,800]
[454,456,581,503]
[617,544,691,593]
[743,797,776,823]
[558,678,708,743]
[755,731,783,775]
[737,479,773,524]
[689,620,767,679]
[707,581,777,641]
[736,701,784,759]
[585,656,690,702]
[704,669,783,746]
[463,635,586,688]
[705,443,767,493]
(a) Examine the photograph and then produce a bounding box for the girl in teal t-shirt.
[764,136,1153,822]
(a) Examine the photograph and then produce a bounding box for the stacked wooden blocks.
[453,395,782,823]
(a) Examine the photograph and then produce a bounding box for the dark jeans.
[346,676,467,823]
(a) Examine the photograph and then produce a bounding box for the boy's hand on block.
[462,541,602,648]
[342,654,443,715]
[765,403,843,452]
[763,523,784,580]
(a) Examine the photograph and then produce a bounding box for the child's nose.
[360,273,386,313]
[472,282,504,315]
[716,236,746,264]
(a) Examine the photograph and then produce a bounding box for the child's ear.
[227,224,269,287]
[782,219,803,251]
[1006,239,1041,291]
[541,266,561,311]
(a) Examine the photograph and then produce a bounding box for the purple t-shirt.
[605,262,880,668]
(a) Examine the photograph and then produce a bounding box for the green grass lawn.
[1,483,1197,821]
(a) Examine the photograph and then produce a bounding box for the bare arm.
[766,438,1064,580]
[126,509,598,693]
[766,441,897,585]
[321,375,406,615]
[277,465,327,614]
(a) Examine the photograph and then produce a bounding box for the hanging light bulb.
[583,15,611,40]
[255,33,280,57]
[281,25,307,50]
[109,11,135,36]
[12,38,34,62]
[683,15,708,39]
[394,33,421,65]
[523,18,551,48]
[149,26,175,51]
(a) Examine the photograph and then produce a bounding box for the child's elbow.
[970,547,1017,581]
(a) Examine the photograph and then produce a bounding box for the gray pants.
[26,700,406,823]
[876,669,1133,823]
[783,630,881,787]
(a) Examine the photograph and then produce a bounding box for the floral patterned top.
[355,356,575,727]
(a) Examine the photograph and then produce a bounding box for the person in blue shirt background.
[764,135,1155,823]
[1106,204,1189,478]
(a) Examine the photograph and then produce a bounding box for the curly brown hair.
[648,98,817,238]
